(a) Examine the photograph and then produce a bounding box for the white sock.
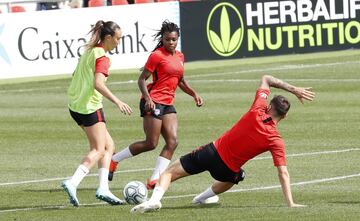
[98,167,110,190]
[149,186,165,203]
[112,146,133,162]
[69,164,89,188]
[150,156,171,181]
[194,187,216,202]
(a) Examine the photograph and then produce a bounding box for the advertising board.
[180,0,360,61]
[0,2,180,79]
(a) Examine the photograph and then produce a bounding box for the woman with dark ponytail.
[62,20,132,207]
[109,20,203,190]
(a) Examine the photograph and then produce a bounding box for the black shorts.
[139,98,177,119]
[69,108,106,127]
[180,142,245,184]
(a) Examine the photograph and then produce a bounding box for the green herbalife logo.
[207,2,244,57]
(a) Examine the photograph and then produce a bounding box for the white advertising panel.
[0,2,180,79]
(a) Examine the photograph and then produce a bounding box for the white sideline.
[252,148,360,161]
[1,173,360,214]
[190,78,360,83]
[0,61,359,93]
[0,168,153,186]
[164,172,360,199]
[1,77,359,94]
[0,148,359,187]
[1,77,360,94]
[186,61,360,79]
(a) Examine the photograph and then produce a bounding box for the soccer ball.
[123,181,148,205]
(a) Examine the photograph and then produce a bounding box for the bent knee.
[144,140,158,151]
[165,160,187,181]
[97,149,106,158]
[165,138,179,150]
[106,141,115,152]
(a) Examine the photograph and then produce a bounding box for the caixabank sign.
[180,0,360,61]
[0,2,180,79]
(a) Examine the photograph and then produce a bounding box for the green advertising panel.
[180,0,360,61]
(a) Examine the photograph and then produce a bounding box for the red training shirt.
[214,89,286,172]
[144,46,184,105]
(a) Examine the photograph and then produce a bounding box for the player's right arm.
[277,166,306,208]
[138,68,155,111]
[94,73,132,115]
[260,75,315,103]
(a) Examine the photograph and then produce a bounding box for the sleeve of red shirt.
[270,139,287,166]
[250,89,270,111]
[144,52,160,73]
[95,56,110,77]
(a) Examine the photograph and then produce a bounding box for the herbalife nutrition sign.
[180,0,360,61]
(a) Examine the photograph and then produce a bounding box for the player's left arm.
[277,166,306,208]
[260,75,315,104]
[178,77,203,107]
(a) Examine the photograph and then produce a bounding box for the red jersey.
[144,46,184,105]
[214,89,286,172]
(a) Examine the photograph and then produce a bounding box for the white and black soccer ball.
[123,181,148,205]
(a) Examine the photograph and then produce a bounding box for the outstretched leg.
[131,159,189,213]
[193,181,234,204]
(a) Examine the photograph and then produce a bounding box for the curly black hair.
[152,20,180,51]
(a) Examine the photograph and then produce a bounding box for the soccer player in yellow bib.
[62,20,132,207]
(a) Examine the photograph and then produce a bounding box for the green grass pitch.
[0,49,359,220]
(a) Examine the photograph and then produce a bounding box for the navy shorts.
[69,108,106,127]
[180,142,245,184]
[139,98,177,119]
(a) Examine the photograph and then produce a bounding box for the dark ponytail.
[86,20,120,50]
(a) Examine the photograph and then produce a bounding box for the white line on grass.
[0,148,359,187]
[0,78,358,94]
[252,148,360,161]
[189,78,360,83]
[0,168,153,186]
[1,77,360,95]
[0,61,359,93]
[0,86,64,93]
[165,173,360,199]
[1,172,360,214]
[186,61,360,79]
